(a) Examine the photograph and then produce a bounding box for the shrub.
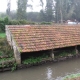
[40,21,51,25]
[0,17,9,32]
[0,38,13,57]
[0,17,35,32]
[22,54,49,65]
[9,20,20,25]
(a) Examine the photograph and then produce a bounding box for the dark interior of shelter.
[21,50,50,61]
[21,46,80,62]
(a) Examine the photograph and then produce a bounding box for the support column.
[50,49,54,60]
[12,39,21,64]
[14,46,21,64]
[75,46,78,54]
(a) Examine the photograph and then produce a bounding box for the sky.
[0,0,46,12]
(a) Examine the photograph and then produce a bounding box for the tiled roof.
[8,25,80,52]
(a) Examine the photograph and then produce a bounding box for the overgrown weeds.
[0,38,13,57]
[22,54,49,65]
[55,50,76,58]
[0,38,17,71]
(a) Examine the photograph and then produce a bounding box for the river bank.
[0,53,80,72]
[0,37,80,72]
[63,73,80,80]
[1,57,80,80]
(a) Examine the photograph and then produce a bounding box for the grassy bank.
[0,38,16,71]
[63,73,80,80]
[0,33,5,38]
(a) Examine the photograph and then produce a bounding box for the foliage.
[1,0,80,22]
[17,0,27,20]
[0,38,17,71]
[6,0,11,17]
[0,17,9,32]
[40,21,51,25]
[17,0,32,20]
[11,62,17,71]
[27,12,40,22]
[55,0,80,22]
[22,54,49,65]
[45,0,54,22]
[63,73,80,80]
[0,38,13,57]
[55,50,76,58]
[0,17,35,32]
[0,33,5,38]
[9,20,35,25]
[0,57,17,71]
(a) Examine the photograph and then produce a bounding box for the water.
[1,58,80,80]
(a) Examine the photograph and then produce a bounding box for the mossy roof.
[8,25,80,52]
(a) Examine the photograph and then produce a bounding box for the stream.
[0,57,80,80]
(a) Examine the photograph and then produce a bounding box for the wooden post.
[51,49,54,60]
[75,46,78,54]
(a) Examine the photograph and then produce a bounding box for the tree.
[17,0,27,20]
[71,0,80,21]
[6,0,11,18]
[39,0,45,21]
[55,0,75,23]
[27,12,40,22]
[45,0,54,22]
[17,0,33,20]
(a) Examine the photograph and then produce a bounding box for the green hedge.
[0,17,35,33]
[40,21,51,25]
[0,17,9,32]
[0,17,52,33]
[9,20,35,25]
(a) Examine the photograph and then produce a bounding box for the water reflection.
[46,68,53,80]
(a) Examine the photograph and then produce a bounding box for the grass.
[22,54,49,65]
[63,73,80,80]
[0,33,6,38]
[55,50,76,58]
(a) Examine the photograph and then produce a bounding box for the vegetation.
[40,21,51,25]
[0,17,9,32]
[63,73,80,80]
[45,0,54,22]
[0,17,53,33]
[55,0,80,23]
[0,38,16,71]
[0,17,35,32]
[0,38,13,57]
[55,50,76,58]
[0,0,80,22]
[6,0,11,17]
[0,33,5,38]
[22,54,49,65]
[17,0,32,20]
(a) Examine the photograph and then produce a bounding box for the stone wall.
[5,25,21,64]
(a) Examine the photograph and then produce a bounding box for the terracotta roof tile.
[7,25,80,52]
